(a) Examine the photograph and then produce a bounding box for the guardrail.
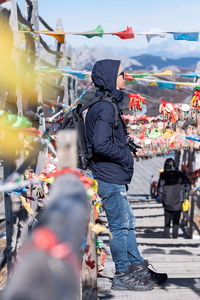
[182,189,200,239]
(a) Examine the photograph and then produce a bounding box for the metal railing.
[182,189,200,239]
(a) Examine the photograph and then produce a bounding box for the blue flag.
[157,81,176,90]
[171,32,199,41]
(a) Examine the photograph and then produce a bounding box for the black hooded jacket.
[85,59,134,184]
[158,159,191,211]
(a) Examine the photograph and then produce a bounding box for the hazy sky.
[17,0,200,53]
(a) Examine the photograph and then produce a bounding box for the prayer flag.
[157,81,176,90]
[153,70,173,76]
[112,26,134,39]
[177,72,198,78]
[171,32,199,41]
[35,30,65,43]
[148,82,158,87]
[127,72,150,78]
[125,79,137,84]
[61,67,88,79]
[80,25,104,38]
[146,33,166,42]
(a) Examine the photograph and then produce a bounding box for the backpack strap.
[79,96,102,114]
[79,95,119,129]
[101,97,119,129]
[79,94,119,143]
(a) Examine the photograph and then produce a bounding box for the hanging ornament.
[159,100,178,122]
[128,93,146,112]
[191,89,200,111]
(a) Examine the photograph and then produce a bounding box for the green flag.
[82,25,104,38]
[127,72,150,78]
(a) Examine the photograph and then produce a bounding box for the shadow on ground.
[161,277,200,297]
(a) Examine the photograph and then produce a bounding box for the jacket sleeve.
[93,102,131,167]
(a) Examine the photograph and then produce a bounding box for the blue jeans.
[97,179,144,273]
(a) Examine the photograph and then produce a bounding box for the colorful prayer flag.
[35,30,65,43]
[127,72,150,78]
[157,82,176,90]
[146,33,166,42]
[177,72,198,78]
[112,26,134,39]
[60,67,88,79]
[79,25,104,38]
[153,70,173,76]
[171,32,199,41]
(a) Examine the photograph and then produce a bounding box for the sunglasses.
[118,71,125,79]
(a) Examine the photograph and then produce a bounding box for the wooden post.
[54,18,67,105]
[10,0,23,114]
[55,18,70,106]
[30,0,43,113]
[57,130,77,169]
[3,158,16,274]
[30,0,40,53]
[56,129,80,300]
[55,18,63,67]
[24,0,28,19]
[57,130,98,299]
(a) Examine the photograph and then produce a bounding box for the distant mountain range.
[71,45,200,72]
[129,54,200,71]
[40,44,200,73]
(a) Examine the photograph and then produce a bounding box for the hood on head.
[92,59,124,102]
[164,158,177,171]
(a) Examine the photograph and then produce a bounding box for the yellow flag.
[148,82,158,87]
[153,69,173,76]
[35,30,65,43]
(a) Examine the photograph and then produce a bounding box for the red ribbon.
[46,168,93,189]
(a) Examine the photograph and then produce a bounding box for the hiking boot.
[130,260,168,286]
[111,267,154,291]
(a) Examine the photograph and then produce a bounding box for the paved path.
[97,157,200,300]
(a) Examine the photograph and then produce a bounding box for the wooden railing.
[2,130,98,300]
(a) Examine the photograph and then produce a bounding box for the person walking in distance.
[158,158,191,238]
[85,59,167,291]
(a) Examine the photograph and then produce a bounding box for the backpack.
[61,95,119,170]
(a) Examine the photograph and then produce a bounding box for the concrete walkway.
[97,157,200,300]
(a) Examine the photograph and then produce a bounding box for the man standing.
[85,59,167,291]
